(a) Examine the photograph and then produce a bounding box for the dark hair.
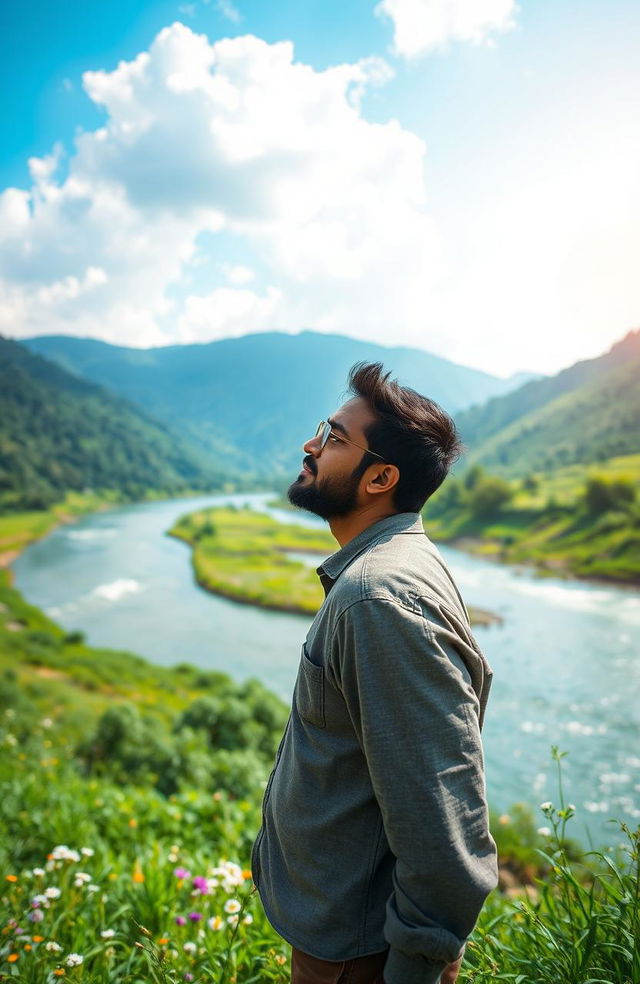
[347,361,464,512]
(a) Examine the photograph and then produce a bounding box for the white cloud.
[0,24,442,352]
[375,0,517,59]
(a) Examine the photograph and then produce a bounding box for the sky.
[1,0,639,378]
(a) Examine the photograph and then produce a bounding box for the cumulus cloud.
[0,23,443,349]
[375,0,517,59]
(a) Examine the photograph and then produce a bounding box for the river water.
[12,492,640,847]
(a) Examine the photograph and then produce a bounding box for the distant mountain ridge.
[0,336,226,511]
[456,329,640,475]
[22,331,539,477]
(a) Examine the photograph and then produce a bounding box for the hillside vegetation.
[0,336,227,512]
[425,455,640,583]
[456,329,640,476]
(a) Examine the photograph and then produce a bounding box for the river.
[11,491,640,847]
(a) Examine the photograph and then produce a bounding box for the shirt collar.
[316,512,424,595]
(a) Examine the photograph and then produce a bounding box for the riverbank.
[169,505,503,626]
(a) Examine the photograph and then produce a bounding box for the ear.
[366,464,400,496]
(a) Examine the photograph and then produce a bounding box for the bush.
[467,475,514,518]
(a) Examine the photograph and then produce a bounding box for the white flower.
[46,941,62,953]
[80,847,94,857]
[74,872,91,884]
[227,914,239,926]
[31,894,49,907]
[32,868,45,877]
[66,953,84,966]
[168,852,178,863]
[243,914,253,925]
[567,803,576,811]
[183,941,197,954]
[208,915,224,931]
[45,886,61,899]
[100,929,115,939]
[51,845,80,863]
[539,801,553,811]
[223,899,241,914]
[41,718,54,728]
[87,883,99,893]
[537,826,551,837]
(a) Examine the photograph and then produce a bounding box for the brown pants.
[291,946,388,984]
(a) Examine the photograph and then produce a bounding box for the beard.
[287,461,363,520]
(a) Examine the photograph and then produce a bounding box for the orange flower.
[158,937,169,945]
[33,935,44,942]
[242,869,252,880]
[128,818,138,828]
[24,944,32,951]
[54,969,65,976]
[5,874,17,882]
[8,953,19,962]
[132,868,145,883]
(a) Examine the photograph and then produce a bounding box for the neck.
[329,503,399,548]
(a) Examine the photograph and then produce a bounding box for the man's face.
[287,398,377,520]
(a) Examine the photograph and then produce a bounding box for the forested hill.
[0,335,226,511]
[456,329,640,475]
[22,330,537,477]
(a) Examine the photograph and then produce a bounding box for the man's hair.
[348,361,465,513]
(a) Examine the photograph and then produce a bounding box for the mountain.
[0,336,226,511]
[22,330,536,477]
[456,329,640,475]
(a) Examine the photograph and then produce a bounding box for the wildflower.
[32,868,45,877]
[66,953,84,966]
[87,884,99,893]
[184,975,194,982]
[274,954,286,965]
[223,899,241,914]
[243,914,253,925]
[45,887,61,899]
[52,846,80,863]
[539,801,553,812]
[32,894,49,907]
[537,826,552,837]
[8,954,19,962]
[100,930,115,939]
[227,914,239,927]
[41,718,54,728]
[241,869,252,880]
[183,941,197,954]
[175,916,187,926]
[168,852,178,862]
[28,909,44,922]
[33,935,44,943]
[74,872,91,885]
[188,912,202,922]
[158,937,169,945]
[129,818,137,828]
[46,942,63,952]
[498,814,511,825]
[192,876,209,894]
[53,969,65,976]
[174,867,191,879]
[5,874,17,882]
[81,847,94,857]
[132,868,145,883]
[208,916,224,931]
[24,944,32,951]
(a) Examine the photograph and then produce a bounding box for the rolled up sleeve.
[331,598,498,984]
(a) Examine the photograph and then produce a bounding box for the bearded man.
[251,362,498,984]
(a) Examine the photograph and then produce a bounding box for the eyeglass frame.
[314,420,386,461]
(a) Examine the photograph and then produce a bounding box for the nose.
[303,433,322,456]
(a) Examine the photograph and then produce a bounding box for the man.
[251,362,498,984]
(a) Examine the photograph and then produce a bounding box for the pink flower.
[192,876,209,894]
[174,867,191,879]
[175,916,187,926]
[188,912,202,922]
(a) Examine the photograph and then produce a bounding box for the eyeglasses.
[314,421,385,460]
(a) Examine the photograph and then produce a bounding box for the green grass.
[169,506,336,616]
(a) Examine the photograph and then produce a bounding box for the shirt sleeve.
[330,597,498,984]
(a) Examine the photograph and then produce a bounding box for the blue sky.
[1,0,639,376]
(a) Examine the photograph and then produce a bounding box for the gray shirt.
[251,512,498,984]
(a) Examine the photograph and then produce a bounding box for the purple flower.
[188,912,202,922]
[28,909,44,923]
[175,916,187,926]
[192,876,209,895]
[184,975,194,982]
[173,867,191,879]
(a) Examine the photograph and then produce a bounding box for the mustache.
[302,455,317,476]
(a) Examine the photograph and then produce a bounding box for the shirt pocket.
[296,644,326,729]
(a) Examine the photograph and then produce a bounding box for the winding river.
[11,491,640,847]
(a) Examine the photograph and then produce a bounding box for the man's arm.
[331,597,498,984]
